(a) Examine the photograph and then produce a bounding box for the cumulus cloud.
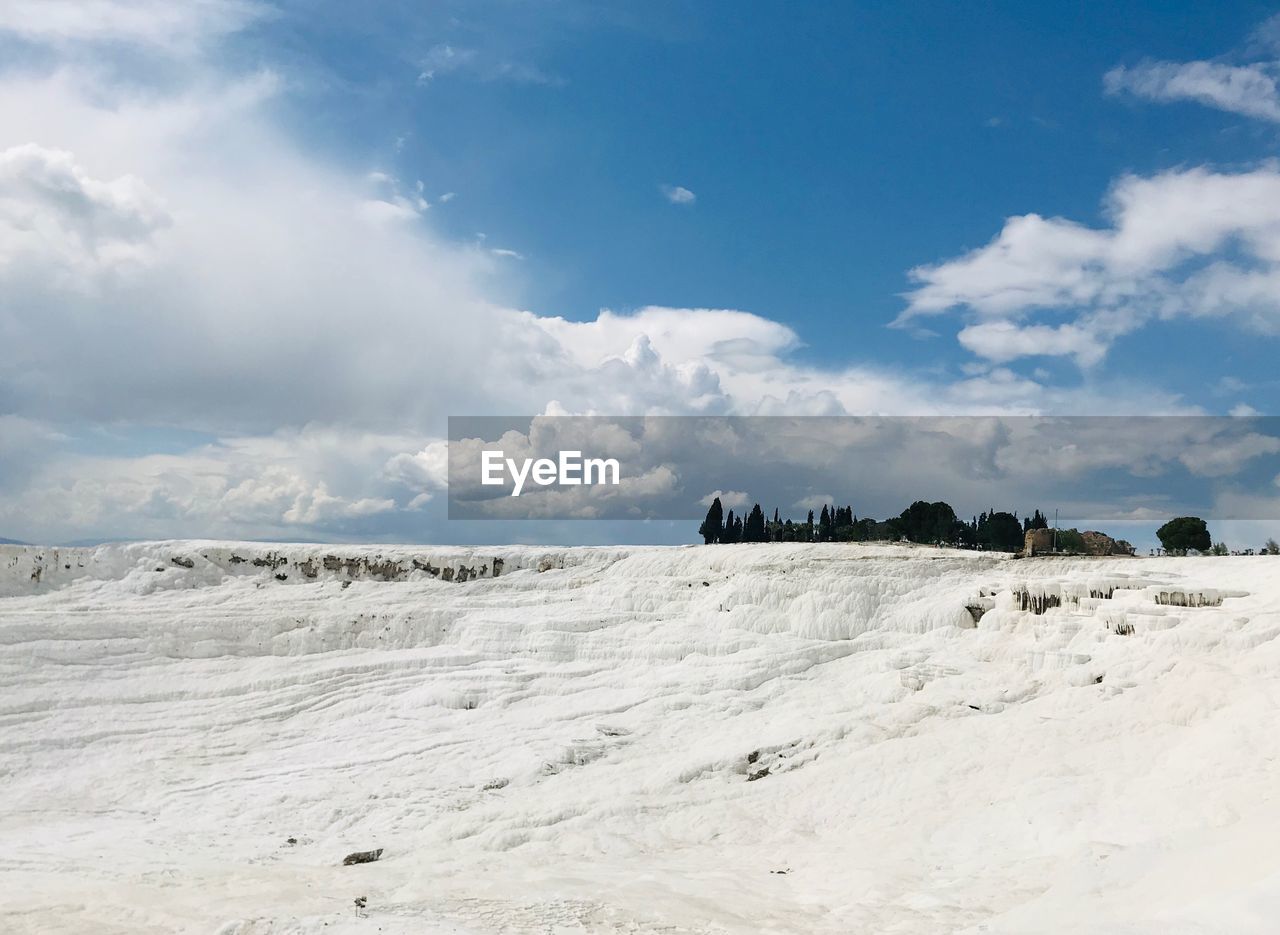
[0,3,1210,543]
[0,427,417,542]
[900,164,1280,366]
[0,65,506,432]
[1178,432,1280,477]
[0,144,170,278]
[700,489,750,510]
[383,441,450,509]
[792,494,833,512]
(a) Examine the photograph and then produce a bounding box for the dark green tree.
[698,497,723,544]
[818,505,832,542]
[1157,516,1211,555]
[984,511,1024,552]
[896,501,958,544]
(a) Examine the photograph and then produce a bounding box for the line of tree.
[698,498,1049,552]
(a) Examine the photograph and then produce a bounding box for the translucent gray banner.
[447,415,1280,521]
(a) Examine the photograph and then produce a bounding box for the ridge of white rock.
[2,542,1278,933]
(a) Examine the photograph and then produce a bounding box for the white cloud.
[383,442,449,499]
[661,184,696,205]
[0,426,415,542]
[1105,60,1280,122]
[957,320,1109,367]
[700,489,749,510]
[792,494,833,512]
[900,164,1280,365]
[0,0,266,52]
[1178,432,1280,477]
[0,143,170,279]
[1102,15,1280,124]
[0,65,509,432]
[0,3,1213,542]
[360,172,430,222]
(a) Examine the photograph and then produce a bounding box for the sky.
[2,0,1280,547]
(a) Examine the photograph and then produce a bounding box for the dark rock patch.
[342,848,383,866]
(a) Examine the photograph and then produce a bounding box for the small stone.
[342,848,383,866]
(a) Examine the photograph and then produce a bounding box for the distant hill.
[0,536,29,545]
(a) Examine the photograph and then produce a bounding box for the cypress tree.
[698,497,724,544]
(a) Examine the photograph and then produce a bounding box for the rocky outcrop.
[1081,530,1135,557]
[1023,528,1135,557]
[0,542,579,598]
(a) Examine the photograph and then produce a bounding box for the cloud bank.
[0,1,1262,544]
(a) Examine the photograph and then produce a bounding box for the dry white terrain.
[2,541,1279,934]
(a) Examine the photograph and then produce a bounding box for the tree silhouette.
[698,497,723,544]
[1157,516,1211,555]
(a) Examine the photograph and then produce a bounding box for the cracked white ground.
[3,542,1279,934]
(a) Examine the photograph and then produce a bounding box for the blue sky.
[1,0,1280,546]
[258,0,1280,396]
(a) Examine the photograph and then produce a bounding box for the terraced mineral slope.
[2,542,1278,934]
